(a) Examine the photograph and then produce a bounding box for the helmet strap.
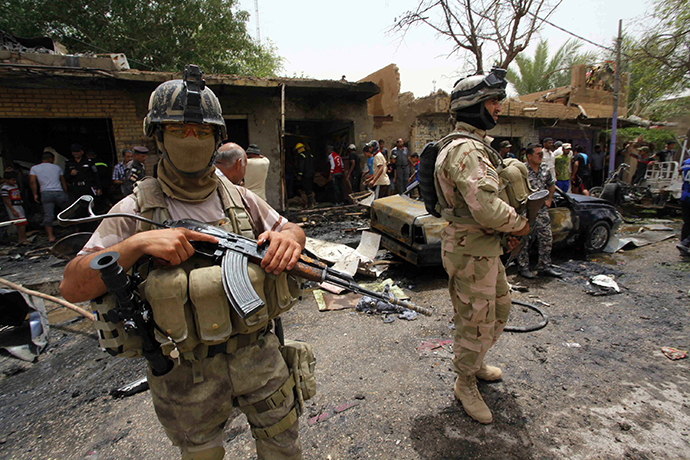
[455,103,497,131]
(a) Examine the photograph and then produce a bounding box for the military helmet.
[450,67,508,112]
[143,64,227,139]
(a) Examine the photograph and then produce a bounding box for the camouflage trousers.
[442,252,511,376]
[147,333,301,460]
[517,208,552,271]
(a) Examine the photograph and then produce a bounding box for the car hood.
[370,195,447,246]
[567,193,614,207]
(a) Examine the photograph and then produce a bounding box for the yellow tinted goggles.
[164,124,215,139]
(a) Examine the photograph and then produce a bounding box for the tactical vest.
[92,176,301,371]
[433,132,532,224]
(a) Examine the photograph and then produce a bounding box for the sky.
[237,0,651,97]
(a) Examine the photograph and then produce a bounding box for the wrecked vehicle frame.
[370,189,622,266]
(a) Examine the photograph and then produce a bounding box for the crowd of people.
[289,137,420,207]
[1,137,274,245]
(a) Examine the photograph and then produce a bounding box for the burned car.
[370,189,622,266]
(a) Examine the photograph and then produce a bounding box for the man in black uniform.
[122,146,149,196]
[653,140,677,163]
[65,143,101,201]
[295,142,315,208]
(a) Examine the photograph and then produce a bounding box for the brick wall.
[0,87,155,157]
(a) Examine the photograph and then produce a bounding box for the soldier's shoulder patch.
[485,167,499,182]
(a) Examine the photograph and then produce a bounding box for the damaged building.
[361,63,660,157]
[0,34,379,210]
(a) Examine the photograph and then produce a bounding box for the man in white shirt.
[541,137,557,180]
[244,144,270,201]
[363,140,390,199]
[29,150,69,242]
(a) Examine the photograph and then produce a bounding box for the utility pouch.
[280,339,316,415]
[265,273,302,319]
[91,295,143,358]
[145,267,189,344]
[189,266,233,345]
[229,263,270,334]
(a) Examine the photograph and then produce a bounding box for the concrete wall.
[359,64,400,117]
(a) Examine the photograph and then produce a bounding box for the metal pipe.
[608,20,623,177]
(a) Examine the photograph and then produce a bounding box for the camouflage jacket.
[435,122,527,257]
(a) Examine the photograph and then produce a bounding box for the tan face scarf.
[156,133,219,202]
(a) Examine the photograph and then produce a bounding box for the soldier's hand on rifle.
[257,227,303,275]
[506,236,521,251]
[135,228,218,266]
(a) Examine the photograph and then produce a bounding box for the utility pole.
[254,0,261,43]
[608,19,622,176]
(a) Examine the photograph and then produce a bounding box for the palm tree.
[507,39,598,95]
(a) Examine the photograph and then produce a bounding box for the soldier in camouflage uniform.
[61,66,306,460]
[517,145,561,279]
[434,69,529,424]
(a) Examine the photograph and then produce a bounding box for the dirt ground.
[0,214,688,460]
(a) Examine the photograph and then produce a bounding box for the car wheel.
[586,221,611,253]
[590,186,604,198]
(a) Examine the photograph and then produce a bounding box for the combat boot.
[454,374,492,424]
[476,362,502,381]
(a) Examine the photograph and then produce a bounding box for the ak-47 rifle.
[59,196,432,319]
[506,190,549,266]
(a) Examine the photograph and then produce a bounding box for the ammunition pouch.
[498,158,532,213]
[141,260,300,357]
[280,339,317,415]
[91,295,143,358]
[245,339,315,441]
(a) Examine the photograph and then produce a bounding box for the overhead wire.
[527,11,617,53]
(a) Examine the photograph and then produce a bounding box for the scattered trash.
[605,230,675,253]
[308,400,359,426]
[417,339,453,351]
[562,342,581,348]
[510,283,529,293]
[586,275,620,296]
[333,401,358,413]
[313,290,360,311]
[398,309,419,321]
[306,232,381,294]
[110,377,149,398]
[661,347,687,361]
[308,412,331,426]
[355,296,418,321]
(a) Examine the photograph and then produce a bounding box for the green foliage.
[601,127,677,148]
[507,39,597,95]
[0,0,283,77]
[621,0,690,117]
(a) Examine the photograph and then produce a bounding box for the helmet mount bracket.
[182,65,206,125]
